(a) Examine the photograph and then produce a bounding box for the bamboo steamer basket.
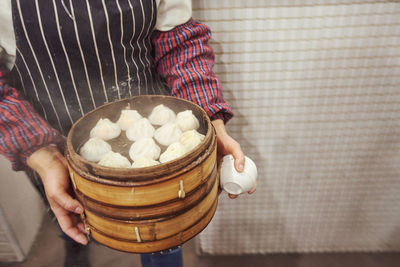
[66,95,218,253]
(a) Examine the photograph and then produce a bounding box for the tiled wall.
[0,156,45,262]
[194,0,400,254]
[0,219,19,262]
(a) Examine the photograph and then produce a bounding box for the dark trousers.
[140,246,183,267]
[63,232,183,267]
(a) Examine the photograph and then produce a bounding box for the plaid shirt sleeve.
[0,71,64,171]
[152,18,233,123]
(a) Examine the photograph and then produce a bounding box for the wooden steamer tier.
[66,96,218,253]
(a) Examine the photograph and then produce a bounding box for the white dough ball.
[117,109,142,131]
[131,156,159,168]
[90,118,121,140]
[179,130,205,152]
[159,142,186,163]
[148,104,176,126]
[126,118,155,141]
[154,123,182,146]
[79,137,112,162]
[129,138,161,162]
[176,110,200,132]
[98,151,131,168]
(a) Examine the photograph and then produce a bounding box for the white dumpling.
[126,118,155,141]
[80,137,112,162]
[176,110,200,132]
[116,109,142,131]
[98,151,131,168]
[179,130,205,152]
[154,123,182,146]
[131,156,159,168]
[90,118,121,140]
[148,104,176,126]
[129,138,161,162]
[159,142,186,163]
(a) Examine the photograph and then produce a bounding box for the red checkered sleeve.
[0,71,64,171]
[152,18,233,123]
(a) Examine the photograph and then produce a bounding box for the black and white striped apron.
[8,0,169,199]
[9,0,169,136]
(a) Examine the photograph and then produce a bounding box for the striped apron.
[8,0,169,199]
[9,0,169,135]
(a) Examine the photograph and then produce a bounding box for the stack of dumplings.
[79,103,205,168]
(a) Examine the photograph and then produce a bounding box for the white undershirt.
[0,0,192,69]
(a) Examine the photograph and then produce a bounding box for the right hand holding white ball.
[219,155,258,195]
[211,119,257,199]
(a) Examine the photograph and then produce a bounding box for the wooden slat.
[89,199,218,253]
[85,178,218,242]
[68,143,216,206]
[74,165,218,220]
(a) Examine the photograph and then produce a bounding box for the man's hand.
[27,145,88,245]
[212,119,257,199]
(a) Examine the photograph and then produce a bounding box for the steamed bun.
[90,118,121,140]
[154,123,182,146]
[176,110,199,132]
[80,137,112,162]
[179,130,205,152]
[148,104,176,126]
[126,118,155,141]
[98,151,131,168]
[159,142,186,163]
[131,156,159,168]
[129,138,161,162]
[117,109,142,131]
